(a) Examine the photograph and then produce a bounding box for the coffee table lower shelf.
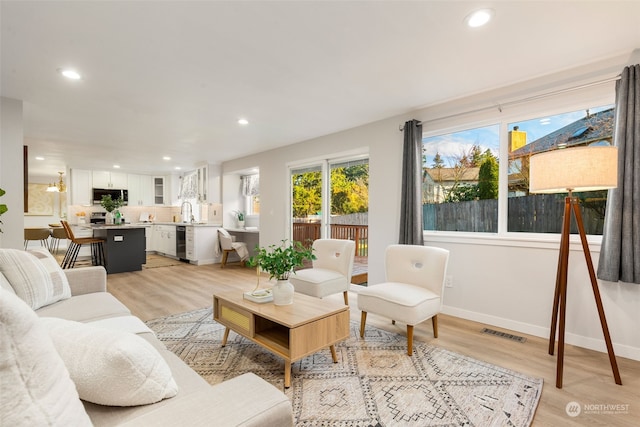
[213,291,350,388]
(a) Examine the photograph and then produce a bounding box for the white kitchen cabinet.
[185,226,218,265]
[194,163,221,203]
[127,174,154,206]
[70,169,92,206]
[93,171,128,189]
[152,224,176,257]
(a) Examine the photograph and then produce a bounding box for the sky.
[422,104,613,167]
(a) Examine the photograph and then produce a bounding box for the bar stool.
[60,220,105,269]
[24,228,52,250]
[49,226,68,254]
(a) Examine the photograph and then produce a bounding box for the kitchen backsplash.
[66,203,221,224]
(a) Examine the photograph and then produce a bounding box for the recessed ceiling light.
[113,165,120,169]
[465,9,494,28]
[238,118,249,125]
[175,166,181,170]
[35,156,45,161]
[163,156,171,161]
[58,68,82,80]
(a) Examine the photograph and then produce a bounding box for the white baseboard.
[442,305,640,362]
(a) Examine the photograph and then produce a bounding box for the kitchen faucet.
[181,201,194,223]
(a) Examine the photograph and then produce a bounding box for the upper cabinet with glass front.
[153,176,166,205]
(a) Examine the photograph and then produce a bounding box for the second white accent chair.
[357,244,450,356]
[289,239,356,305]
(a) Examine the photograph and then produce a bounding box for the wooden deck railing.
[293,222,368,257]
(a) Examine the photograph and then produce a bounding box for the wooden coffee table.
[213,289,350,388]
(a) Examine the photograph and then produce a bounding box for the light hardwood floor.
[107,261,640,426]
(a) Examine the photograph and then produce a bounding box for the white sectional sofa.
[0,248,293,426]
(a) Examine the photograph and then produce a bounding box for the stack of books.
[243,289,273,303]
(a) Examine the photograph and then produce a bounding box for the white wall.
[222,52,640,360]
[0,97,24,249]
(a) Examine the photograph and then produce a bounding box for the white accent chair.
[217,228,249,268]
[357,245,450,356]
[289,239,356,305]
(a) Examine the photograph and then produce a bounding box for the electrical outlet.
[445,275,453,288]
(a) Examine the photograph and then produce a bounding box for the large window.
[422,125,500,232]
[507,105,613,234]
[422,103,614,236]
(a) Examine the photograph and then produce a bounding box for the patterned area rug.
[146,308,542,427]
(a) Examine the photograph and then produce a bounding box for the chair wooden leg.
[407,325,414,356]
[432,315,438,338]
[360,311,367,337]
[221,250,228,268]
[343,291,349,305]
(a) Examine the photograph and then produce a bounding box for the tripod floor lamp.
[529,145,622,389]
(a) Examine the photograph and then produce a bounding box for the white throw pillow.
[0,248,70,310]
[29,247,72,299]
[0,271,16,295]
[41,317,179,406]
[0,288,92,426]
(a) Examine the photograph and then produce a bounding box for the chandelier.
[46,172,67,193]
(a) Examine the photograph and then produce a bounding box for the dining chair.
[24,228,51,251]
[49,226,68,254]
[357,244,450,355]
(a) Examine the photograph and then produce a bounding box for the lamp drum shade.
[529,146,618,193]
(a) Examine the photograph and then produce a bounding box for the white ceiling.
[2,1,639,177]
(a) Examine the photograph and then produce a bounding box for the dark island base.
[93,227,146,274]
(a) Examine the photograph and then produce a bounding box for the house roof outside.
[510,108,614,158]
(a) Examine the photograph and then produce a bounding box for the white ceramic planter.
[272,280,294,305]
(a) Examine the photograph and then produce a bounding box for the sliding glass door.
[290,156,369,282]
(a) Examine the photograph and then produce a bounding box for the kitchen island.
[91,225,147,274]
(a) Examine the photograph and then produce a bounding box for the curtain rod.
[399,74,621,131]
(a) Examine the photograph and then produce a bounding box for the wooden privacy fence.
[423,194,604,234]
[293,222,369,256]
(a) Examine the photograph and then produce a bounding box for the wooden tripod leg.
[552,197,572,388]
[572,201,622,385]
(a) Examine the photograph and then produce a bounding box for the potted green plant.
[232,210,245,228]
[249,239,315,305]
[0,188,7,233]
[100,195,123,224]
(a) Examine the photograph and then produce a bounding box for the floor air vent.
[481,328,527,343]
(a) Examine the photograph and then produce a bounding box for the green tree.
[291,164,369,218]
[291,171,322,217]
[446,184,478,202]
[477,156,499,199]
[331,166,368,214]
[432,152,444,168]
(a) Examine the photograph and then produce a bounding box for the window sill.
[423,231,603,253]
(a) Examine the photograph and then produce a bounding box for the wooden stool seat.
[60,220,105,269]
